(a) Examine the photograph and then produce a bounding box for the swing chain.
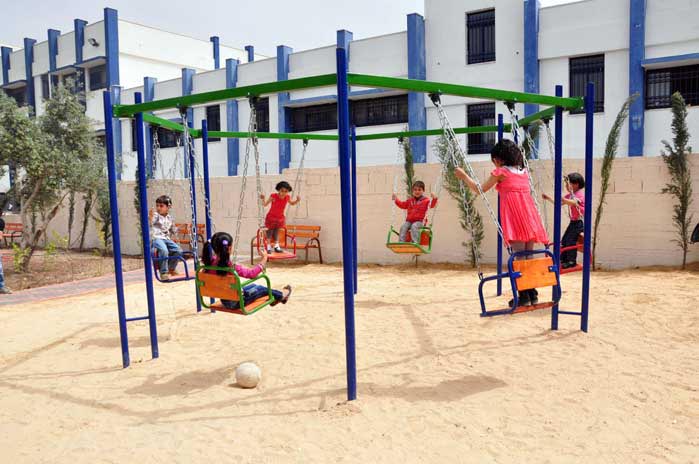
[288,139,308,224]
[180,109,199,263]
[232,100,256,262]
[249,99,265,230]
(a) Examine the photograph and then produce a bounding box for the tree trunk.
[67,190,76,249]
[19,192,68,271]
[78,192,95,251]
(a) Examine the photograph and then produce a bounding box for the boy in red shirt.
[260,181,301,253]
[392,180,438,244]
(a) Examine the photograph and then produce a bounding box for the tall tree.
[661,92,693,269]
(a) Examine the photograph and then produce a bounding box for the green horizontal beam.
[347,74,584,110]
[204,131,338,141]
[142,113,203,137]
[114,73,338,118]
[354,124,510,141]
[517,106,556,127]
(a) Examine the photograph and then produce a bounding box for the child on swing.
[542,172,585,269]
[392,181,438,244]
[454,139,549,307]
[202,231,292,309]
[150,195,183,281]
[259,181,301,254]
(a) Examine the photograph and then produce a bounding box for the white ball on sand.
[235,362,261,388]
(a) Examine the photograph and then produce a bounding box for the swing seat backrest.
[513,256,557,291]
[405,228,432,247]
[197,270,243,301]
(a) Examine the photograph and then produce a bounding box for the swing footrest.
[481,301,556,317]
[386,242,430,254]
[267,251,297,260]
[210,297,271,316]
[559,264,583,275]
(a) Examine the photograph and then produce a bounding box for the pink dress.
[493,167,549,244]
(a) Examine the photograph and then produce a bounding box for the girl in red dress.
[259,181,301,253]
[455,139,548,306]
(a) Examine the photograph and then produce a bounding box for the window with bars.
[466,9,495,65]
[254,97,270,132]
[88,64,107,91]
[467,102,496,155]
[132,121,181,151]
[569,54,605,113]
[290,95,408,133]
[646,64,699,109]
[5,86,27,107]
[206,105,221,142]
[41,74,50,100]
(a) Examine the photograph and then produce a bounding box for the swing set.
[102,46,594,403]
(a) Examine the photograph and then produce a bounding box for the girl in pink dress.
[455,139,548,306]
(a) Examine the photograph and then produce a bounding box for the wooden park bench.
[1,222,23,247]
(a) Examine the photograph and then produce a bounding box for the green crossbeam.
[114,74,338,117]
[206,131,339,141]
[355,125,505,141]
[347,74,583,110]
[142,113,202,137]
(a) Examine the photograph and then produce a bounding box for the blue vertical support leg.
[551,85,564,331]
[581,83,594,332]
[496,114,504,296]
[184,113,202,313]
[103,90,130,368]
[134,93,159,359]
[201,119,215,308]
[351,125,358,294]
[336,47,357,401]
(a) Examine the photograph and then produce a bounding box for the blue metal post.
[496,114,504,296]
[336,47,357,401]
[581,83,594,332]
[184,113,202,313]
[201,119,215,308]
[351,125,358,294]
[134,92,159,359]
[103,90,130,368]
[550,85,564,331]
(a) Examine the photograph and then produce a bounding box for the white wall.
[32,41,50,75]
[83,21,106,62]
[56,32,76,69]
[8,50,24,82]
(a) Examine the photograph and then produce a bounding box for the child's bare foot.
[281,285,292,304]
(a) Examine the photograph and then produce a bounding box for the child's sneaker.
[0,287,12,294]
[529,289,539,305]
[266,246,273,254]
[160,273,170,281]
[509,291,531,308]
[274,245,283,253]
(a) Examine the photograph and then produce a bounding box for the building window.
[41,74,50,100]
[290,102,337,133]
[290,95,409,133]
[466,9,495,65]
[131,120,138,152]
[351,95,408,127]
[156,126,180,149]
[646,64,699,109]
[88,64,107,91]
[205,105,221,142]
[467,103,496,155]
[4,87,27,107]
[253,97,270,132]
[569,54,605,113]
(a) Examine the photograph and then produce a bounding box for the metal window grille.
[206,105,221,141]
[4,86,27,107]
[467,9,495,65]
[41,74,50,100]
[467,102,496,154]
[569,54,604,113]
[137,123,180,151]
[290,103,337,133]
[290,95,408,133]
[254,97,270,132]
[646,64,699,109]
[351,94,408,127]
[88,64,107,91]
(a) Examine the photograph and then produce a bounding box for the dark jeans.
[561,220,584,264]
[222,284,283,309]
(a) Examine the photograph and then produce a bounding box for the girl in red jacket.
[392,180,438,243]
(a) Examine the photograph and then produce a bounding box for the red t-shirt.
[267,193,291,220]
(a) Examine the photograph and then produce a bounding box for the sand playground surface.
[0,263,697,463]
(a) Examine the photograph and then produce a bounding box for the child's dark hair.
[203,231,234,275]
[567,172,585,189]
[275,181,292,192]
[155,195,172,206]
[412,180,426,190]
[490,140,524,169]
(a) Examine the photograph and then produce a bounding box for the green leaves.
[401,134,415,196]
[660,92,693,269]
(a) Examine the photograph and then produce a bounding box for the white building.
[2,1,698,184]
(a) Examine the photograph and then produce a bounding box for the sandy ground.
[0,263,697,463]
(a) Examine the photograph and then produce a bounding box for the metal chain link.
[288,139,308,224]
[231,102,256,262]
[389,137,404,228]
[189,129,216,235]
[180,110,199,263]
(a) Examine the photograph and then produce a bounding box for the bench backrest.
[286,225,320,239]
[5,223,22,232]
[174,223,206,243]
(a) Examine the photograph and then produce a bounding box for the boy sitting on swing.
[151,195,183,281]
[392,181,438,244]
